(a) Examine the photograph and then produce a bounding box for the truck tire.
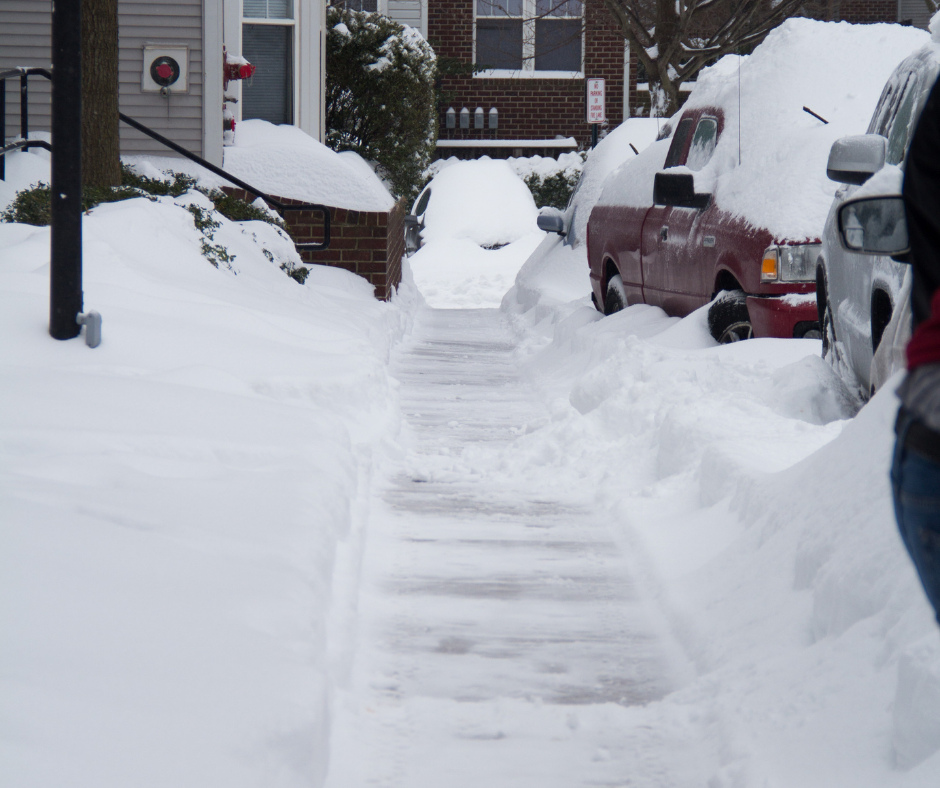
[605,274,627,315]
[708,290,752,343]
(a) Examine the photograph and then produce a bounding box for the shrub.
[524,170,582,211]
[1,165,283,229]
[0,166,302,280]
[326,7,437,202]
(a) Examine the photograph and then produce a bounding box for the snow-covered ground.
[0,148,417,788]
[4,17,940,783]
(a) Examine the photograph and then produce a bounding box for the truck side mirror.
[826,135,887,185]
[653,172,710,210]
[837,195,909,259]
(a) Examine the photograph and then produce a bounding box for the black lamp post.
[49,0,83,340]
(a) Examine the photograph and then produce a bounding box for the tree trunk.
[82,0,120,188]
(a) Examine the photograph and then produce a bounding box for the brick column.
[221,188,406,300]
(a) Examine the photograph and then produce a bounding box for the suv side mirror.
[653,172,711,210]
[537,209,567,235]
[404,213,421,254]
[827,135,887,185]
[837,195,910,259]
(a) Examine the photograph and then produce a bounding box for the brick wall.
[840,0,897,23]
[432,0,626,152]
[800,0,897,23]
[222,188,406,301]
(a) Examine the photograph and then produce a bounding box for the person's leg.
[892,417,940,623]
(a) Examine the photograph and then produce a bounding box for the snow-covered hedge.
[326,8,437,201]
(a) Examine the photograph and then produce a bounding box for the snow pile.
[223,120,395,212]
[499,262,940,783]
[409,159,544,308]
[0,135,52,210]
[599,19,929,241]
[0,149,416,788]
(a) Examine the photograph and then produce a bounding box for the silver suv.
[817,41,940,398]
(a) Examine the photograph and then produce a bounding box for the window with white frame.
[475,0,583,76]
[339,0,378,11]
[242,0,295,124]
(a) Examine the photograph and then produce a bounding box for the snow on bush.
[0,147,418,788]
[326,6,437,200]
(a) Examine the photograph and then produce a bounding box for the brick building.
[430,0,626,156]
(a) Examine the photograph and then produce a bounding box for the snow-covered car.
[817,36,940,398]
[404,159,538,253]
[585,19,927,343]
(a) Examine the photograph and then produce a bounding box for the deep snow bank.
[0,151,417,788]
[497,283,940,784]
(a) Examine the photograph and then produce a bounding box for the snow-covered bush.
[326,7,437,201]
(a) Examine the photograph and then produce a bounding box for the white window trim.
[205,0,225,165]
[473,0,584,80]
[224,0,325,142]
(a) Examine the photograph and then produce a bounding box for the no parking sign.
[586,78,606,124]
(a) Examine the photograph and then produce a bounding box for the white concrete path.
[325,308,702,787]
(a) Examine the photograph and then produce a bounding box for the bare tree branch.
[600,0,808,116]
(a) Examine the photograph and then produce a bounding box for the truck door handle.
[660,226,668,241]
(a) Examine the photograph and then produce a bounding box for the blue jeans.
[892,408,940,625]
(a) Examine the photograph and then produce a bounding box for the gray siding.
[898,0,932,29]
[1,0,205,160]
[1,1,52,145]
[119,0,204,157]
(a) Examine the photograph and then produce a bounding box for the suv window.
[664,118,694,168]
[686,117,718,171]
[886,72,920,165]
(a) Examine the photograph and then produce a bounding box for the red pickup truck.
[586,105,820,343]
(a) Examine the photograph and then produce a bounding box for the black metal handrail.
[0,68,54,178]
[1,67,330,251]
[118,114,330,251]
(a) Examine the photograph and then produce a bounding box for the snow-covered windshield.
[686,117,718,171]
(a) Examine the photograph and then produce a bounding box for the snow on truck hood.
[597,19,928,242]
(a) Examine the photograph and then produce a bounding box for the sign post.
[586,78,605,149]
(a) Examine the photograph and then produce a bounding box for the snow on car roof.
[597,19,929,242]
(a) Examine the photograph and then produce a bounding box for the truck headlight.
[760,244,820,283]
